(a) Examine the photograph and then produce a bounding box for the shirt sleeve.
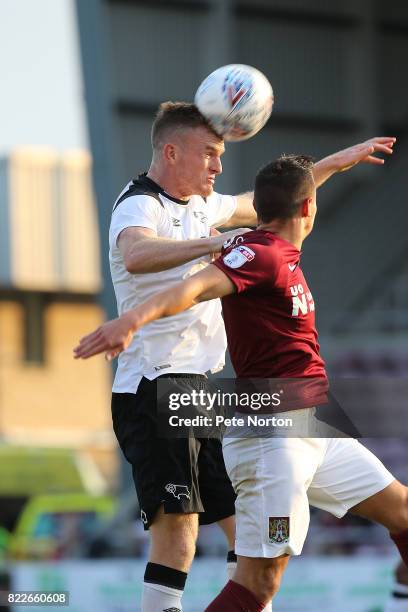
[110,194,163,247]
[212,241,280,293]
[206,191,237,227]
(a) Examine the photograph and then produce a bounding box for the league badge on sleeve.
[223,245,255,269]
[268,517,290,544]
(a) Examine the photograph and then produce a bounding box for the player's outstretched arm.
[312,136,396,187]
[222,136,396,228]
[73,265,235,361]
[119,226,251,274]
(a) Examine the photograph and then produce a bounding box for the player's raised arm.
[73,265,235,361]
[312,136,396,187]
[222,136,396,228]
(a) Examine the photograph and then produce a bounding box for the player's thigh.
[223,436,324,558]
[308,438,395,518]
[112,382,204,529]
[350,479,408,532]
[111,385,155,467]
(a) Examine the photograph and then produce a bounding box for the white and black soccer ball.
[194,64,274,142]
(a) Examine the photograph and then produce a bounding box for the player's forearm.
[312,155,340,188]
[74,259,233,360]
[73,281,203,360]
[124,281,204,331]
[124,236,214,273]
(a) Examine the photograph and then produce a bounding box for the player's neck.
[146,166,190,201]
[258,220,304,250]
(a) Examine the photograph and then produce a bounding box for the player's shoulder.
[218,230,275,272]
[112,181,163,215]
[221,230,300,272]
[223,230,280,256]
[244,230,299,260]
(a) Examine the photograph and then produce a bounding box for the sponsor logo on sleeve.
[223,235,244,250]
[223,245,255,269]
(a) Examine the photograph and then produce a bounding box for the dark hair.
[254,154,315,223]
[151,101,221,150]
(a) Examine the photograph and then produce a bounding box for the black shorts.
[111,375,236,530]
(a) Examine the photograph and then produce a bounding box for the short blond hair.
[151,101,221,150]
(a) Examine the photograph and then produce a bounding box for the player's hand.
[73,311,137,361]
[335,136,396,172]
[209,227,222,260]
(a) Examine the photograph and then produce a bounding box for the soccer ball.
[194,64,274,142]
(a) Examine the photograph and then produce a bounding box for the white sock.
[227,559,237,581]
[384,582,408,611]
[227,552,272,611]
[142,581,183,612]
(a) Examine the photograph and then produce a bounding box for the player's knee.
[169,520,197,557]
[151,513,198,566]
[264,564,284,598]
[152,531,196,568]
[252,562,284,601]
[170,536,196,565]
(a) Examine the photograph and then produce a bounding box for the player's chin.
[201,182,214,197]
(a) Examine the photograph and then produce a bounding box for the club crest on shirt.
[268,517,290,544]
[223,245,255,268]
[193,211,208,223]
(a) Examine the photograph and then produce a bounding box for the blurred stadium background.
[0,0,407,610]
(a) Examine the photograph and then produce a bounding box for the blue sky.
[0,0,87,154]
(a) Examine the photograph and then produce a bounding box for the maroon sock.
[391,528,408,567]
[205,580,265,612]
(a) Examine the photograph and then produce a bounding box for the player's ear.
[301,198,313,218]
[163,142,177,164]
[252,198,257,213]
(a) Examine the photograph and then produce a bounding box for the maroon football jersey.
[213,229,327,380]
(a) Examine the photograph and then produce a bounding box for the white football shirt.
[109,175,237,393]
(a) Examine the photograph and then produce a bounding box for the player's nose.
[211,156,222,175]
